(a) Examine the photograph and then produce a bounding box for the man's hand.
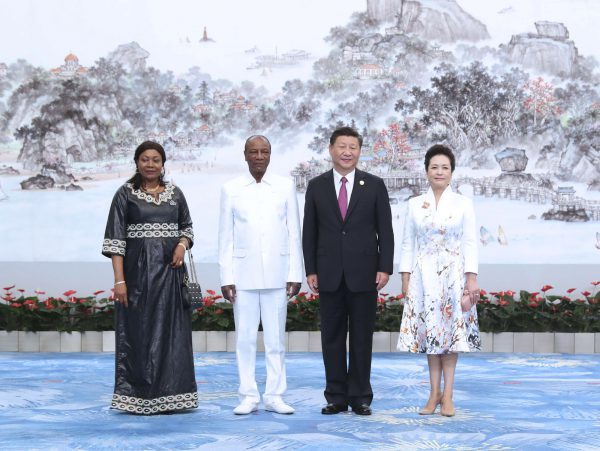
[221,284,237,303]
[375,272,389,291]
[306,274,319,294]
[286,282,301,299]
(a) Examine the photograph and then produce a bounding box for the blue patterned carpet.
[1,352,599,450]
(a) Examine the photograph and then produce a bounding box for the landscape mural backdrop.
[0,0,598,269]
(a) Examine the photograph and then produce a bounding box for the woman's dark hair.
[424,144,455,172]
[127,141,167,189]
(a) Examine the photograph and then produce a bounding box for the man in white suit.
[218,135,303,415]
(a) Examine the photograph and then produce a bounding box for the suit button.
[342,231,346,235]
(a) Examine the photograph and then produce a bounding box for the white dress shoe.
[233,399,259,415]
[264,399,295,414]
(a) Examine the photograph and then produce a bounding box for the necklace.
[142,183,161,193]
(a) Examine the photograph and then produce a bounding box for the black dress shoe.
[352,404,372,416]
[321,403,348,415]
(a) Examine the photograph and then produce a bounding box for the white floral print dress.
[397,186,481,354]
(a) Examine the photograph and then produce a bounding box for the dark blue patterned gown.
[102,182,197,414]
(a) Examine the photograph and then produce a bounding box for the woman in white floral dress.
[397,144,480,417]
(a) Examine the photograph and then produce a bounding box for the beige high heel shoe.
[418,397,441,415]
[440,401,456,417]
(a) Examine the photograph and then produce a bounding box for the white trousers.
[233,288,288,403]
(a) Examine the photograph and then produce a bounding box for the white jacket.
[399,186,478,274]
[218,173,303,290]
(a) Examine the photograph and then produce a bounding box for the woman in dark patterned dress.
[102,141,198,415]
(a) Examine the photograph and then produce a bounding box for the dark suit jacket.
[302,169,394,292]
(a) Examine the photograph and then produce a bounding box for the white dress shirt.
[333,168,355,207]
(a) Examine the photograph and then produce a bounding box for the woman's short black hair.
[424,144,455,172]
[127,140,167,188]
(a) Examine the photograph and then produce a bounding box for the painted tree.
[555,82,599,119]
[324,12,380,48]
[308,121,347,154]
[196,80,211,104]
[372,122,411,170]
[395,62,528,150]
[523,77,560,128]
[273,79,305,127]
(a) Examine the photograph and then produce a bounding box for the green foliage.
[286,292,321,331]
[0,291,114,332]
[1,285,599,333]
[375,294,404,331]
[476,287,600,333]
[191,289,233,331]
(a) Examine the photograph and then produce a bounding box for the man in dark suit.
[302,126,394,416]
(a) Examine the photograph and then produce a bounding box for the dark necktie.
[338,176,348,220]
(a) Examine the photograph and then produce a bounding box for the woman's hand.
[114,282,128,308]
[400,272,410,298]
[171,242,186,268]
[110,255,127,307]
[465,272,479,306]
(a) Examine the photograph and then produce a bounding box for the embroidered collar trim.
[126,182,175,205]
